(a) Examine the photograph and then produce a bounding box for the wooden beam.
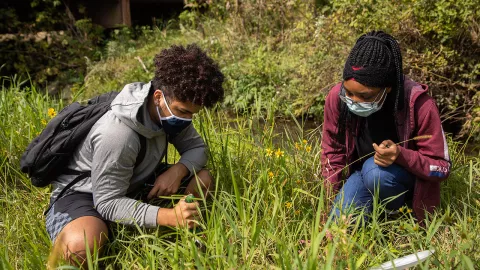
[122,0,132,27]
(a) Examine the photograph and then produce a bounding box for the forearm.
[171,162,189,179]
[95,197,160,228]
[157,208,176,227]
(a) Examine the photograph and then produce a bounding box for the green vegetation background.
[0,0,479,269]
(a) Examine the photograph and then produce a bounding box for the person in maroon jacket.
[321,31,451,223]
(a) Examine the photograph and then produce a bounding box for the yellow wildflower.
[302,139,308,144]
[399,206,405,213]
[41,119,47,126]
[406,208,413,214]
[275,148,284,158]
[294,142,301,150]
[305,145,312,152]
[294,209,301,215]
[265,148,273,157]
[467,217,473,223]
[268,171,275,179]
[285,202,292,209]
[47,108,57,118]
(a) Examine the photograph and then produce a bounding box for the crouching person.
[46,44,224,268]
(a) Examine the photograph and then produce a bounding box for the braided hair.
[335,30,404,143]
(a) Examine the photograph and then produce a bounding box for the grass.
[0,76,479,269]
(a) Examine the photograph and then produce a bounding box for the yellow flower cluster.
[268,171,275,179]
[41,119,47,126]
[47,108,57,118]
[265,148,284,158]
[285,202,292,209]
[399,206,413,214]
[295,139,312,152]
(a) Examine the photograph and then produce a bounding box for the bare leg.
[184,169,213,198]
[47,216,108,269]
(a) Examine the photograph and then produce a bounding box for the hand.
[147,163,188,200]
[167,196,199,229]
[372,140,400,167]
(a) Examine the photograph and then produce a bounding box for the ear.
[153,89,163,105]
[385,87,392,94]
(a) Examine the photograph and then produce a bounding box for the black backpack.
[20,91,146,212]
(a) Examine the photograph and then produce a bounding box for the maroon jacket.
[321,77,451,221]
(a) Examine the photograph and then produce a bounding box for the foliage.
[0,0,104,89]
[1,78,479,268]
[80,0,479,140]
[317,0,480,139]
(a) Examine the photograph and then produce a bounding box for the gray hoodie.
[52,81,207,227]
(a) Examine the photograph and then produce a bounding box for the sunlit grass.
[0,78,479,269]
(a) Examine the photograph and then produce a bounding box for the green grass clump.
[0,77,479,269]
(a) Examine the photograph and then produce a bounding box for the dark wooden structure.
[82,0,183,28]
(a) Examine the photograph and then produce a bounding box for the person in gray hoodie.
[46,44,224,268]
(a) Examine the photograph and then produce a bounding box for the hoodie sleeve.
[321,84,347,194]
[170,123,207,175]
[395,94,451,182]
[90,124,159,228]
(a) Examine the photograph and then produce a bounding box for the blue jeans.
[331,157,414,218]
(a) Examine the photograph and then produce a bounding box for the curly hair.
[152,44,224,108]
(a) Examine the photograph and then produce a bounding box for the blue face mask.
[156,93,192,136]
[339,86,387,117]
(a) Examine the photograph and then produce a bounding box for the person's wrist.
[394,145,402,160]
[157,208,175,227]
[173,163,189,178]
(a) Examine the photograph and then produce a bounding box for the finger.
[147,185,161,200]
[185,201,200,211]
[156,187,167,198]
[374,158,387,167]
[374,154,388,166]
[185,210,200,219]
[375,152,387,161]
[162,188,173,196]
[187,220,198,229]
[372,143,386,155]
[383,140,395,149]
[377,153,391,163]
[378,142,387,149]
[375,157,389,167]
[374,155,381,166]
[379,140,389,149]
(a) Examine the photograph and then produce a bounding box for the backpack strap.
[43,170,91,215]
[44,133,147,215]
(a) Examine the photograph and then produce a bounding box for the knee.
[361,158,385,191]
[54,225,107,266]
[195,169,214,190]
[361,157,405,192]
